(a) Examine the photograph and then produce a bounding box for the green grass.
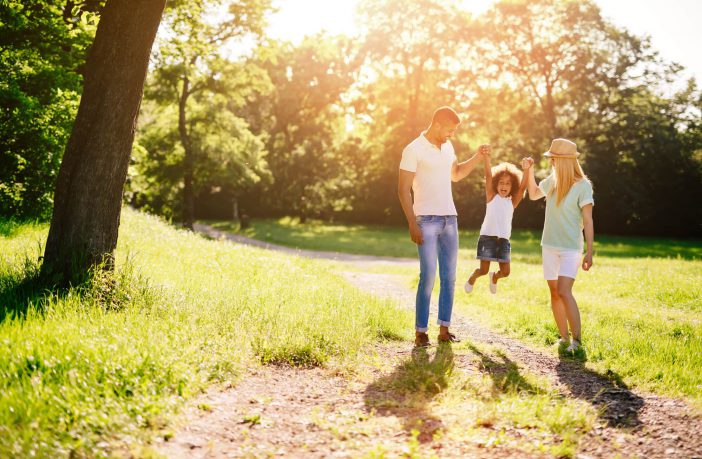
[0,209,411,458]
[452,256,702,404]
[3,212,700,457]
[206,217,702,261]
[210,217,702,405]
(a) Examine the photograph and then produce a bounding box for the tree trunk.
[179,75,195,230]
[42,0,166,284]
[545,82,558,138]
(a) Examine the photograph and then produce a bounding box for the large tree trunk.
[42,0,166,284]
[179,75,195,230]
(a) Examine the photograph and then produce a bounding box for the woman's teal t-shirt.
[538,174,594,251]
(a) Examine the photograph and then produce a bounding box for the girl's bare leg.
[492,262,510,284]
[557,276,581,341]
[547,280,569,340]
[468,260,490,285]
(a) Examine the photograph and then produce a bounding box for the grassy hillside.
[0,209,410,458]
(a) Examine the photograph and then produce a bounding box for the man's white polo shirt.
[399,133,457,216]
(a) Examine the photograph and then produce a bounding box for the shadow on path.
[364,344,454,443]
[466,343,542,397]
[555,355,643,428]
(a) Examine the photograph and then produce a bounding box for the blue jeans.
[415,215,458,332]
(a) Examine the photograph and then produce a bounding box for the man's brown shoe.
[414,332,430,348]
[437,332,461,343]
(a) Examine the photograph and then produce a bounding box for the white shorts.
[542,246,581,280]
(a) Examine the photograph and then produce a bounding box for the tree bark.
[42,0,166,283]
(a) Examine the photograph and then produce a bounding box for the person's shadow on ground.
[363,343,454,443]
[555,351,644,428]
[362,341,548,445]
[465,343,541,397]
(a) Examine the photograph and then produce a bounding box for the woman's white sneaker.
[566,340,581,353]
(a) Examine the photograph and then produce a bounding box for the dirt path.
[193,223,416,265]
[156,226,702,458]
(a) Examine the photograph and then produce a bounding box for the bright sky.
[265,0,702,84]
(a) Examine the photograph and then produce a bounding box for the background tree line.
[3,0,702,237]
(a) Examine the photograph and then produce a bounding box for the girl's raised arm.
[484,153,494,203]
[512,163,529,208]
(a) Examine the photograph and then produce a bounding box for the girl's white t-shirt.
[479,195,514,239]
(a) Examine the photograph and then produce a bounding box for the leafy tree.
[579,79,702,236]
[141,0,272,229]
[129,85,270,222]
[0,0,97,219]
[466,0,702,235]
[42,0,166,283]
[474,0,638,139]
[352,0,473,222]
[241,35,358,222]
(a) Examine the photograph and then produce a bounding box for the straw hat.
[543,138,580,158]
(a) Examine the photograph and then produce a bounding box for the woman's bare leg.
[547,280,569,340]
[557,276,581,341]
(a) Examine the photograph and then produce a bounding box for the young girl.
[524,138,594,353]
[464,153,528,294]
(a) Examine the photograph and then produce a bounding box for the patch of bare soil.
[156,345,552,458]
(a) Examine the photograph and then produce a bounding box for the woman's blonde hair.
[550,157,590,205]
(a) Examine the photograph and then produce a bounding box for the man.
[398,106,489,347]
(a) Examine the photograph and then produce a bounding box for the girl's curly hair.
[491,162,522,197]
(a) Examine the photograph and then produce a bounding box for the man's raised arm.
[452,144,490,182]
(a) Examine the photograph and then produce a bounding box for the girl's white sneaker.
[464,279,474,293]
[489,272,497,294]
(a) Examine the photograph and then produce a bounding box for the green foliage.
[0,209,410,457]
[457,0,702,234]
[240,35,359,220]
[347,0,472,223]
[2,0,700,236]
[579,79,702,236]
[0,0,96,219]
[127,0,273,224]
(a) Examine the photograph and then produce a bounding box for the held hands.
[521,157,534,170]
[582,252,593,271]
[478,144,491,158]
[409,221,423,245]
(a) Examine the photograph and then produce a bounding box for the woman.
[523,138,594,353]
